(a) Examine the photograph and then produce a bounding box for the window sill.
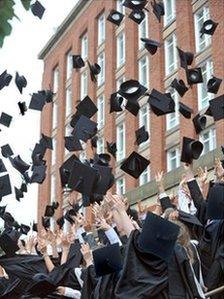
[163,18,176,31]
[97,81,105,89]
[194,44,212,59]
[165,124,180,137]
[164,68,178,82]
[116,63,125,72]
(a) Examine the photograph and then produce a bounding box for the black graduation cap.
[31,142,47,165]
[20,224,30,235]
[0,70,12,90]
[128,9,145,24]
[106,142,117,158]
[14,187,24,201]
[76,96,98,118]
[192,114,207,134]
[179,102,193,119]
[178,210,203,227]
[44,205,55,217]
[93,165,114,195]
[135,126,149,145]
[70,111,81,128]
[0,229,20,257]
[207,76,222,94]
[123,0,148,10]
[15,72,27,94]
[31,1,45,19]
[56,216,64,229]
[125,99,140,116]
[1,144,14,158]
[1,212,15,227]
[29,91,46,111]
[94,153,111,166]
[72,55,85,69]
[0,174,12,199]
[181,137,203,163]
[186,67,203,85]
[93,243,123,277]
[0,159,7,173]
[107,10,124,26]
[32,222,38,232]
[20,182,27,193]
[59,154,79,187]
[148,89,175,116]
[87,60,101,82]
[0,205,6,217]
[177,47,194,69]
[208,94,224,121]
[160,196,175,213]
[120,151,150,178]
[140,38,161,55]
[64,136,83,151]
[44,90,54,103]
[68,160,98,196]
[72,115,97,142]
[40,133,53,150]
[64,209,76,224]
[138,212,179,261]
[110,93,123,113]
[170,78,188,97]
[118,79,147,101]
[30,165,47,184]
[42,216,50,229]
[91,136,98,148]
[0,112,12,127]
[9,155,30,174]
[207,184,224,219]
[151,0,165,22]
[200,19,218,36]
[18,101,27,115]
[28,275,56,297]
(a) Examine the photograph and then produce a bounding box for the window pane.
[164,0,176,26]
[117,32,125,68]
[166,88,179,130]
[80,71,88,100]
[116,177,125,195]
[81,35,88,59]
[51,175,56,202]
[167,148,180,171]
[52,101,58,130]
[197,60,213,110]
[165,34,177,75]
[65,87,72,117]
[138,14,148,49]
[117,0,124,14]
[53,68,59,93]
[194,6,211,52]
[139,167,149,186]
[97,137,104,154]
[97,52,105,86]
[52,137,57,165]
[98,14,105,46]
[97,95,105,129]
[138,56,148,88]
[200,128,216,155]
[66,51,73,80]
[116,123,125,161]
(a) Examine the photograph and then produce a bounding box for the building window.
[80,71,88,100]
[52,136,57,165]
[116,122,125,161]
[166,88,179,130]
[194,6,211,53]
[98,13,105,46]
[53,68,59,93]
[167,147,180,172]
[164,33,177,76]
[139,105,149,146]
[65,87,72,117]
[117,31,125,69]
[199,128,216,155]
[97,95,105,129]
[51,174,56,202]
[138,13,148,49]
[116,177,125,195]
[66,51,73,80]
[139,167,150,186]
[117,0,124,14]
[138,56,149,88]
[97,52,105,86]
[164,0,176,26]
[52,101,58,130]
[81,34,88,60]
[97,137,104,154]
[198,60,213,110]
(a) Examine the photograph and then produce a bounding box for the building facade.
[38,0,224,223]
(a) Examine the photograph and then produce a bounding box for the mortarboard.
[0,112,12,127]
[208,94,224,121]
[70,111,81,128]
[72,55,85,69]
[44,90,54,103]
[87,60,101,82]
[52,201,59,210]
[42,216,50,229]
[68,160,98,196]
[18,101,27,115]
[14,187,24,201]
[0,205,6,217]
[138,212,179,261]
[1,212,14,226]
[20,182,27,193]
[178,210,202,227]
[141,38,161,55]
[107,10,124,26]
[207,76,222,94]
[177,47,194,69]
[135,126,149,145]
[93,165,114,195]
[106,142,117,158]
[128,9,145,24]
[44,205,55,217]
[170,78,188,97]
[30,165,47,184]
[110,93,123,113]
[207,184,224,220]
[29,92,46,111]
[64,209,75,224]
[15,72,27,94]
[1,144,14,158]
[59,154,79,187]
[179,102,193,119]
[118,79,147,101]
[20,224,30,235]
[56,216,64,229]
[0,159,7,173]
[72,115,97,142]
[192,114,207,134]
[160,196,174,213]
[120,151,150,178]
[40,133,53,150]
[125,99,140,116]
[181,137,203,163]
[31,142,47,165]
[23,172,31,184]
[32,222,38,232]
[123,0,148,10]
[186,67,203,85]
[0,70,12,90]
[200,19,218,36]
[91,136,98,148]
[28,275,56,297]
[0,174,12,199]
[93,243,123,277]
[31,1,45,19]
[148,89,175,116]
[9,155,30,174]
[0,229,20,257]
[76,96,98,118]
[64,136,83,151]
[151,0,165,22]
[95,153,111,166]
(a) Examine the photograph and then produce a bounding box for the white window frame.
[138,56,149,88]
[98,13,105,46]
[53,68,59,93]
[51,174,56,203]
[81,34,88,60]
[164,0,176,26]
[199,128,216,155]
[52,136,57,165]
[138,13,148,49]
[139,167,150,186]
[97,137,104,154]
[197,60,213,110]
[139,105,150,147]
[66,51,73,80]
[80,71,88,100]
[97,52,105,87]
[116,122,125,161]
[117,31,125,69]
[116,177,126,195]
[52,101,58,130]
[194,6,211,53]
[116,0,125,14]
[164,33,177,76]
[167,147,180,172]
[166,88,179,130]
[97,95,105,130]
[65,87,72,117]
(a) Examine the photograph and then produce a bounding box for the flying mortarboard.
[40,133,53,150]
[186,67,203,85]
[32,222,38,232]
[20,224,30,235]
[44,205,55,217]
[44,90,54,103]
[148,89,175,116]
[128,9,145,24]
[87,61,101,82]
[15,72,27,94]
[110,93,123,113]
[31,1,45,19]
[135,126,149,145]
[0,112,12,127]
[207,76,222,94]
[9,155,30,174]
[14,187,24,201]
[0,205,6,217]
[29,91,46,111]
[118,79,147,101]
[141,38,161,55]
[160,196,175,213]
[123,0,148,10]
[18,101,27,115]
[208,94,224,121]
[170,78,188,97]
[1,144,14,158]
[64,136,83,151]
[31,143,47,165]
[181,137,203,163]
[178,210,203,227]
[151,0,165,22]
[0,70,12,90]
[177,47,194,69]
[72,55,85,69]
[125,99,140,116]
[93,165,114,195]
[59,154,79,187]
[20,182,27,193]
[120,151,150,178]
[179,102,193,119]
[30,165,47,184]
[42,217,50,229]
[70,112,81,128]
[76,96,98,118]
[107,10,124,26]
[192,114,207,134]
[0,229,20,257]
[72,115,97,142]
[106,142,117,158]
[200,19,218,36]
[0,159,7,173]
[94,153,111,167]
[1,212,14,228]
[56,216,65,229]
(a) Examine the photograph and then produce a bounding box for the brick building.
[38,0,224,223]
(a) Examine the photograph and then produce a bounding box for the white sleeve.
[74,267,83,287]
[64,287,81,299]
[76,227,85,244]
[105,227,122,246]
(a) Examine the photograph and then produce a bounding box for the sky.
[0,0,78,226]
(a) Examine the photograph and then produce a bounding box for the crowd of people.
[0,157,224,298]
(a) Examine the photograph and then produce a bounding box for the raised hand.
[155,171,165,193]
[95,217,111,231]
[81,243,93,267]
[197,166,208,185]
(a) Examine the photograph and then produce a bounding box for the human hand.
[155,171,165,193]
[81,243,93,266]
[56,286,65,296]
[197,166,208,184]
